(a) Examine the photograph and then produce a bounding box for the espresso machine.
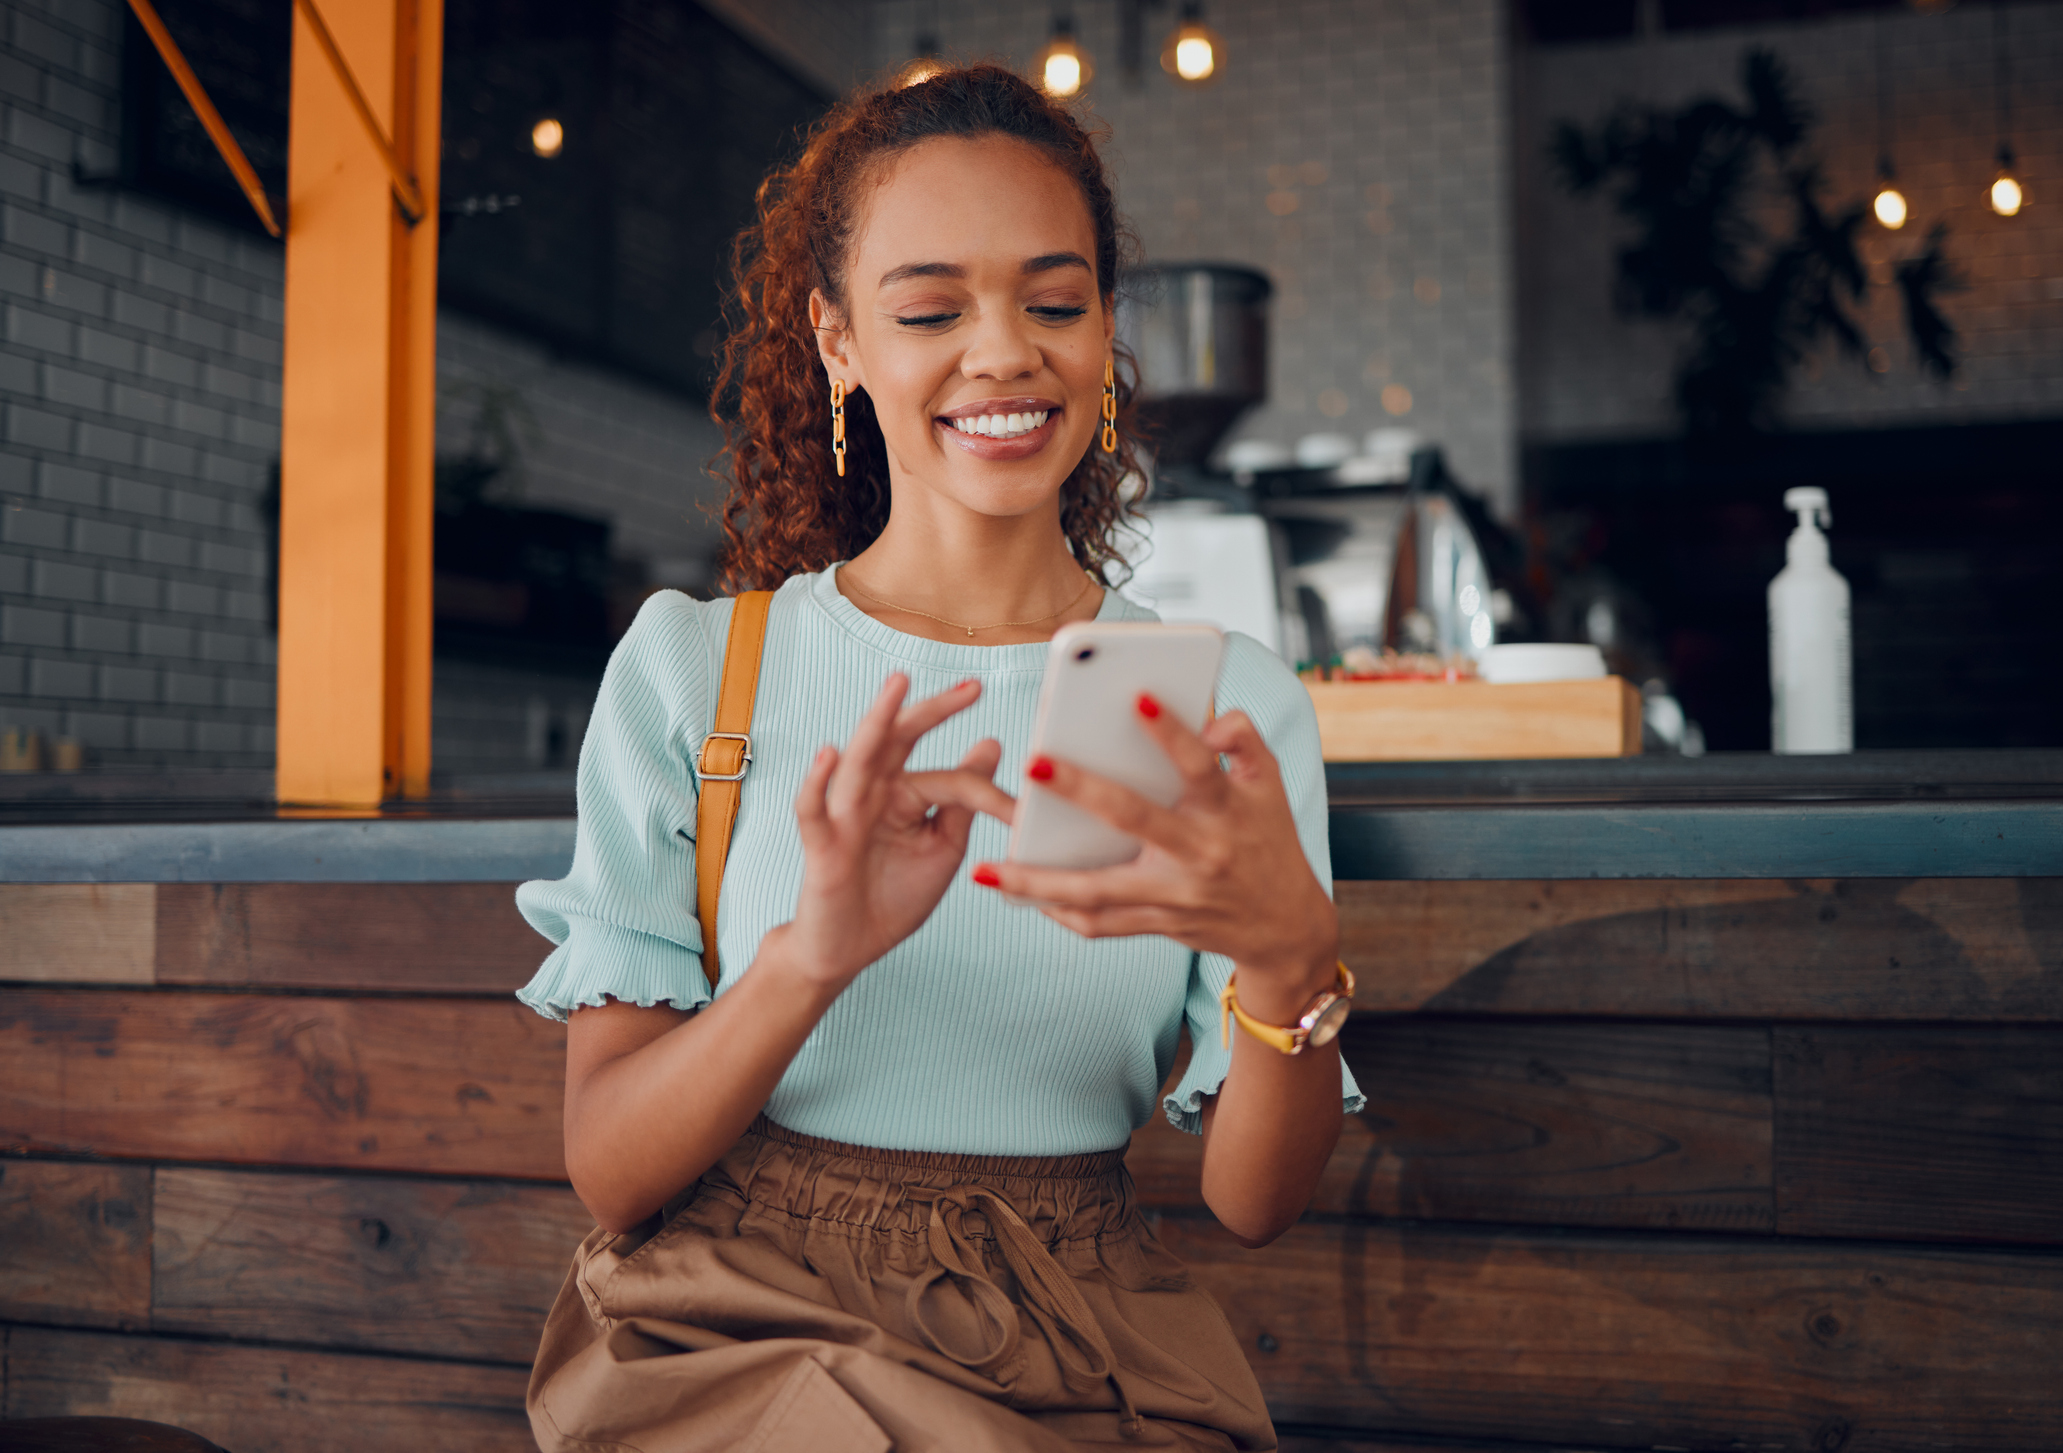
[1116,265,1284,649]
[1117,264,1495,667]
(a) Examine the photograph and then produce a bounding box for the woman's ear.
[809,288,861,394]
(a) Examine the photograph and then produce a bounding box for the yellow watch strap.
[1219,962,1355,1055]
[1220,980,1301,1053]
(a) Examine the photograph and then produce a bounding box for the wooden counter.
[3,754,2059,1450]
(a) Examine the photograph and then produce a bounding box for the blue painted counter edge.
[3,801,2059,883]
[0,818,579,884]
[1327,800,2063,880]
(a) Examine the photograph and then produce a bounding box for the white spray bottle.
[1768,486,1852,754]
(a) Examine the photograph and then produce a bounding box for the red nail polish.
[1027,757,1054,782]
[1137,693,1161,719]
[958,678,978,689]
[972,864,1001,887]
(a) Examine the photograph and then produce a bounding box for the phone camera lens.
[1073,646,1096,662]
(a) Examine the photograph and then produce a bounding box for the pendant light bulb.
[1034,17,1092,98]
[1161,4,1223,84]
[899,24,945,89]
[1872,185,1908,230]
[898,55,946,89]
[1988,8,2023,219]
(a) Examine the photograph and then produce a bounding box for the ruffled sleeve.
[1162,632,1366,1133]
[514,591,720,1021]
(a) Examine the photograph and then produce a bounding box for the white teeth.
[951,410,1050,438]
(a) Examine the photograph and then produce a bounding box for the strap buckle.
[693,732,752,782]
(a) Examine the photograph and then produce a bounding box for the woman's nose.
[958,310,1041,381]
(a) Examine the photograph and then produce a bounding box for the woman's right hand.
[764,673,1014,991]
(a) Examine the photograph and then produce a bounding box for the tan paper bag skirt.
[527,1116,1276,1452]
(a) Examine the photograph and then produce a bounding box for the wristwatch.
[1219,961,1356,1055]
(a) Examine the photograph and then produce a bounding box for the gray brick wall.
[433,310,727,587]
[0,0,736,776]
[701,0,875,95]
[870,0,1519,515]
[0,0,280,767]
[1517,3,2063,440]
[429,311,727,777]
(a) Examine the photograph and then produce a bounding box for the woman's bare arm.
[972,702,1344,1247]
[561,674,1013,1233]
[563,929,836,1232]
[1193,976,1345,1247]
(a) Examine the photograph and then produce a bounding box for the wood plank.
[1128,1023,1772,1233]
[1159,1217,2063,1452]
[0,1161,151,1330]
[153,882,546,993]
[151,1168,591,1363]
[1340,877,2063,1019]
[0,1324,534,1452]
[0,989,566,1179]
[1775,1027,2063,1244]
[0,884,155,984]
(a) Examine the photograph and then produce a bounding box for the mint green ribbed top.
[515,566,1362,1154]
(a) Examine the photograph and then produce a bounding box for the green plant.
[1553,48,1960,436]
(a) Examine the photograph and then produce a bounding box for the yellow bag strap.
[692,590,774,990]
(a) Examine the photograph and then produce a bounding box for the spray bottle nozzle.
[1783,486,1831,531]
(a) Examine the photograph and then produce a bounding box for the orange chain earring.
[830,379,847,477]
[1100,358,1117,453]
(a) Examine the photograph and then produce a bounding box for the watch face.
[1308,995,1351,1047]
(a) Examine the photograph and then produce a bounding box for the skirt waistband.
[694,1117,1138,1245]
[744,1115,1131,1183]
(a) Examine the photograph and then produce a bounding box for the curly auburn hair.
[709,63,1146,594]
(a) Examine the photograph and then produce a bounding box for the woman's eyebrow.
[1023,251,1091,276]
[879,261,964,286]
[876,253,1092,287]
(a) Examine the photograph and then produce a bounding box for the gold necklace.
[841,568,1099,638]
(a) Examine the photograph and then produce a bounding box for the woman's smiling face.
[814,133,1112,524]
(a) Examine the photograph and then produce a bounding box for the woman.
[515,64,1361,1453]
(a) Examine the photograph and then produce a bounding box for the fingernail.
[972,864,1002,887]
[1137,693,1161,719]
[958,678,979,690]
[1027,756,1055,782]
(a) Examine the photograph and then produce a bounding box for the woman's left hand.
[971,695,1337,989]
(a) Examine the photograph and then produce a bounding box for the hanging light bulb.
[1990,171,2023,217]
[898,20,945,89]
[898,54,946,89]
[1161,2,1224,84]
[1034,15,1092,97]
[1988,7,2023,217]
[1869,23,1903,229]
[530,118,564,158]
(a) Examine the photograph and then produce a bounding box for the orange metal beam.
[276,0,441,809]
[124,0,282,237]
[292,0,427,225]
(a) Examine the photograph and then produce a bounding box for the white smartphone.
[1008,620,1226,871]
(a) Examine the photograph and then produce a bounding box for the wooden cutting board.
[1307,677,1642,760]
